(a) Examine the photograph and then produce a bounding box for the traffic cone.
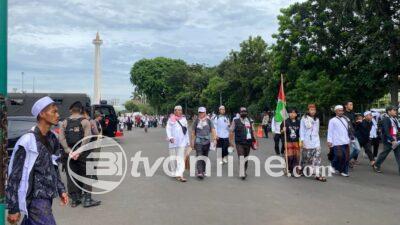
[115,130,124,137]
[257,125,263,138]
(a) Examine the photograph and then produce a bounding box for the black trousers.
[66,157,92,201]
[262,125,269,138]
[273,133,285,155]
[217,138,230,158]
[360,141,374,162]
[371,138,380,158]
[236,144,251,173]
[195,143,210,175]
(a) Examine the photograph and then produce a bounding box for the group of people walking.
[327,102,400,177]
[5,96,400,224]
[118,114,163,132]
[166,105,257,181]
[166,101,400,183]
[267,104,326,180]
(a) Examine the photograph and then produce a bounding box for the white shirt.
[166,116,190,148]
[370,118,378,138]
[213,115,230,138]
[327,117,350,146]
[271,117,282,134]
[142,117,149,126]
[300,116,320,149]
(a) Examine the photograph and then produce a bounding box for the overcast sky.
[7,0,303,104]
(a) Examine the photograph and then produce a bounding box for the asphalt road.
[53,127,400,225]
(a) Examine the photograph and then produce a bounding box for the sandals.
[176,177,187,182]
[316,177,327,182]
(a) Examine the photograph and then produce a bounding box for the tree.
[124,100,139,112]
[130,57,189,113]
[216,36,272,114]
[343,0,400,105]
[200,76,229,111]
[271,0,391,112]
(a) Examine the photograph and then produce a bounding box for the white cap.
[364,111,372,117]
[198,107,206,113]
[334,105,343,111]
[174,105,182,110]
[31,96,55,118]
[219,105,225,110]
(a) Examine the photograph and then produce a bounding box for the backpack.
[65,118,84,149]
[193,118,212,136]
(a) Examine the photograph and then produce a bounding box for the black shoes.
[83,194,101,208]
[70,199,81,208]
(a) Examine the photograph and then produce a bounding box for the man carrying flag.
[272,80,287,156]
[274,76,290,174]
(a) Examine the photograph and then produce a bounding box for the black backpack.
[65,118,84,149]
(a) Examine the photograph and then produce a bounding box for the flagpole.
[281,74,289,176]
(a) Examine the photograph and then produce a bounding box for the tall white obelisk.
[93,32,103,104]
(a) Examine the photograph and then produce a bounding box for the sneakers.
[329,166,336,174]
[373,165,382,173]
[220,157,228,165]
[341,173,349,177]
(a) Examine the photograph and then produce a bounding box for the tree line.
[128,0,400,118]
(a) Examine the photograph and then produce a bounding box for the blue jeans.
[349,139,361,160]
[375,143,400,174]
[332,145,350,174]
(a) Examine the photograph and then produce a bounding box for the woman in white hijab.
[300,104,326,182]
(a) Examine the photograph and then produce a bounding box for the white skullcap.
[198,107,206,113]
[219,105,225,110]
[31,96,55,118]
[364,111,372,117]
[334,105,343,111]
[174,105,182,110]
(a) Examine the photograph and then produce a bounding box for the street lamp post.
[32,76,35,93]
[21,72,24,93]
[0,0,8,224]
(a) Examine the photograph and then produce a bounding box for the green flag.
[274,80,287,122]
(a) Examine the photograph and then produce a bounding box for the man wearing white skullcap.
[166,105,190,182]
[327,104,351,177]
[354,111,375,166]
[213,105,230,164]
[6,96,69,224]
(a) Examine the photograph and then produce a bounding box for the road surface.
[53,127,400,225]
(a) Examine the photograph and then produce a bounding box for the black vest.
[233,118,254,145]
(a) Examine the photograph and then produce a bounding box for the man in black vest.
[229,107,257,180]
